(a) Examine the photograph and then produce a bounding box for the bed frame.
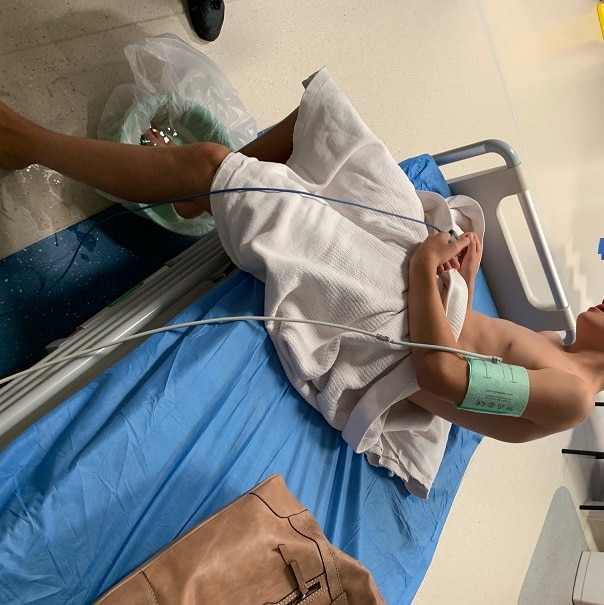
[434,139,574,339]
[0,139,575,450]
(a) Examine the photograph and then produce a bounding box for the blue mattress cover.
[0,156,496,605]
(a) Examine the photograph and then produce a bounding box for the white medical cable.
[0,315,502,387]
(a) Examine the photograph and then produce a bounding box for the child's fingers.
[438,260,456,273]
[462,231,481,249]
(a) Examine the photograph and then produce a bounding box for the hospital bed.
[0,140,575,604]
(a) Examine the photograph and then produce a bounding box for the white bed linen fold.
[211,68,484,497]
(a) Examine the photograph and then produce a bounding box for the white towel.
[211,68,484,498]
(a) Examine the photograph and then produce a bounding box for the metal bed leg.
[561,449,604,459]
[561,401,604,458]
[562,407,604,510]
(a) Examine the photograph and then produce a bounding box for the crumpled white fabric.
[211,68,484,498]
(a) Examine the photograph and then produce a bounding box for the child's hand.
[411,232,470,272]
[456,232,482,287]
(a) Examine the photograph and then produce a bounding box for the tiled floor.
[1,1,603,603]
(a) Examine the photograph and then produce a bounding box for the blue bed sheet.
[0,154,495,605]
[0,271,484,605]
[400,154,452,199]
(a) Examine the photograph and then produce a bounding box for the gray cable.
[0,315,502,386]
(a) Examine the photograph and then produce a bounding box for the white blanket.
[211,68,485,498]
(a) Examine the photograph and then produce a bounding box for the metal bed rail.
[434,139,575,344]
[0,230,231,450]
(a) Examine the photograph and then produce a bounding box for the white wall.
[479,0,604,318]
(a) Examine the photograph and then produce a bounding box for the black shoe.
[187,0,224,42]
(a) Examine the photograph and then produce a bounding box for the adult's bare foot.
[140,126,176,148]
[0,101,41,170]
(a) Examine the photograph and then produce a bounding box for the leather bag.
[94,474,386,604]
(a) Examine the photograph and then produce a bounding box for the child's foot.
[140,126,176,148]
[0,101,38,170]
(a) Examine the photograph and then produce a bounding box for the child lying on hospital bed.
[0,68,600,464]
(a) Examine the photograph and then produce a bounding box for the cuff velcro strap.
[457,357,530,417]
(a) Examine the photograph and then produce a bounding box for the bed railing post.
[433,139,520,169]
[433,139,576,344]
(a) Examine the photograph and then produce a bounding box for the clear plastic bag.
[96,34,257,236]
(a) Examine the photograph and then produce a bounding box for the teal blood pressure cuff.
[457,357,530,417]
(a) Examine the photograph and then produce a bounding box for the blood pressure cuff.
[457,357,530,417]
